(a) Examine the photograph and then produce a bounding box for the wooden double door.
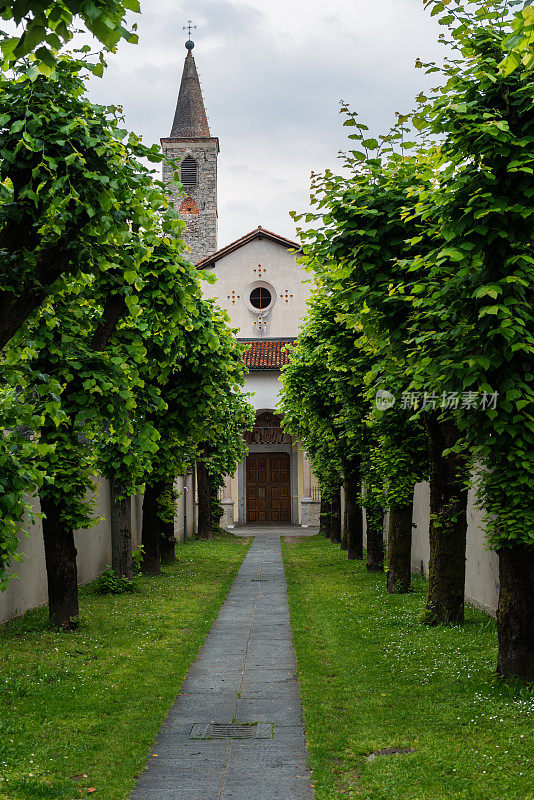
[246,453,291,524]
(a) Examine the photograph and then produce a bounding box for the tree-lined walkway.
[131,529,315,800]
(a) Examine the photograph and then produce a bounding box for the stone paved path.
[130,528,316,800]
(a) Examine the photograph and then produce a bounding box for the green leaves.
[0,56,172,350]
[499,50,522,77]
[0,1,141,73]
[499,2,534,77]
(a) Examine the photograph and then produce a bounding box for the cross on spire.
[183,20,196,46]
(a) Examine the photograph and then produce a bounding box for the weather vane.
[183,20,196,50]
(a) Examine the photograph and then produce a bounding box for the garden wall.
[410,479,500,616]
[355,477,499,616]
[0,473,196,625]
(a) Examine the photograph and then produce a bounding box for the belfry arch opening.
[180,155,198,186]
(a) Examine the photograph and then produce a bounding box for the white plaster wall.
[200,237,312,339]
[347,475,498,616]
[0,478,145,624]
[230,473,238,524]
[74,476,113,586]
[0,495,49,623]
[411,481,431,575]
[174,476,185,542]
[410,477,499,615]
[297,446,304,524]
[465,485,499,614]
[132,494,143,548]
[174,473,196,541]
[245,371,283,411]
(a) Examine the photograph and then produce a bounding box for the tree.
[280,291,370,558]
[11,276,135,626]
[280,306,344,528]
[377,417,427,592]
[198,382,255,539]
[404,0,534,677]
[97,231,206,578]
[0,363,63,589]
[498,0,534,77]
[293,126,468,614]
[139,305,253,567]
[0,56,244,623]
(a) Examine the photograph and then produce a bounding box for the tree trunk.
[0,209,91,350]
[159,479,176,564]
[40,495,79,628]
[366,509,384,572]
[320,497,330,537]
[90,294,126,350]
[109,478,133,580]
[330,488,342,544]
[160,520,176,564]
[340,485,348,550]
[386,499,413,593]
[424,414,468,624]
[345,468,363,560]
[211,485,223,535]
[196,461,212,539]
[141,480,163,575]
[496,544,534,682]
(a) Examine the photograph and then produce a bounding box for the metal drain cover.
[190,722,273,740]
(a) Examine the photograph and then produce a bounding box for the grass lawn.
[0,532,250,800]
[282,534,534,800]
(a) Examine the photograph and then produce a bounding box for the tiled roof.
[240,338,295,370]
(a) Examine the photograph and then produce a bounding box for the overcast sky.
[86,0,447,248]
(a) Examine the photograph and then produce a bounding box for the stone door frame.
[238,442,299,525]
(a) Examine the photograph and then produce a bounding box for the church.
[162,38,319,528]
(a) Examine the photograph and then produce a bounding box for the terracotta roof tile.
[239,338,295,370]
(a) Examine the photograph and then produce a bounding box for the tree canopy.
[282,0,534,680]
[0,55,255,615]
[0,0,139,75]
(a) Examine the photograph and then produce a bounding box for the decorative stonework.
[179,197,199,214]
[301,497,320,527]
[280,289,294,303]
[220,498,235,529]
[252,312,271,335]
[253,265,267,277]
[226,289,241,304]
[244,412,292,445]
[246,280,276,337]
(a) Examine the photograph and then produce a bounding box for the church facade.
[162,40,319,527]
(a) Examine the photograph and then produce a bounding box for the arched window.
[180,155,198,186]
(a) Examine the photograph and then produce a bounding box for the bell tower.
[161,32,219,264]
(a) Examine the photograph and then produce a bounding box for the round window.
[249,287,272,309]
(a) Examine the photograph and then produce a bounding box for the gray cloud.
[86,0,448,246]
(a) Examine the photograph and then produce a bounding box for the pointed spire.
[170,43,211,138]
